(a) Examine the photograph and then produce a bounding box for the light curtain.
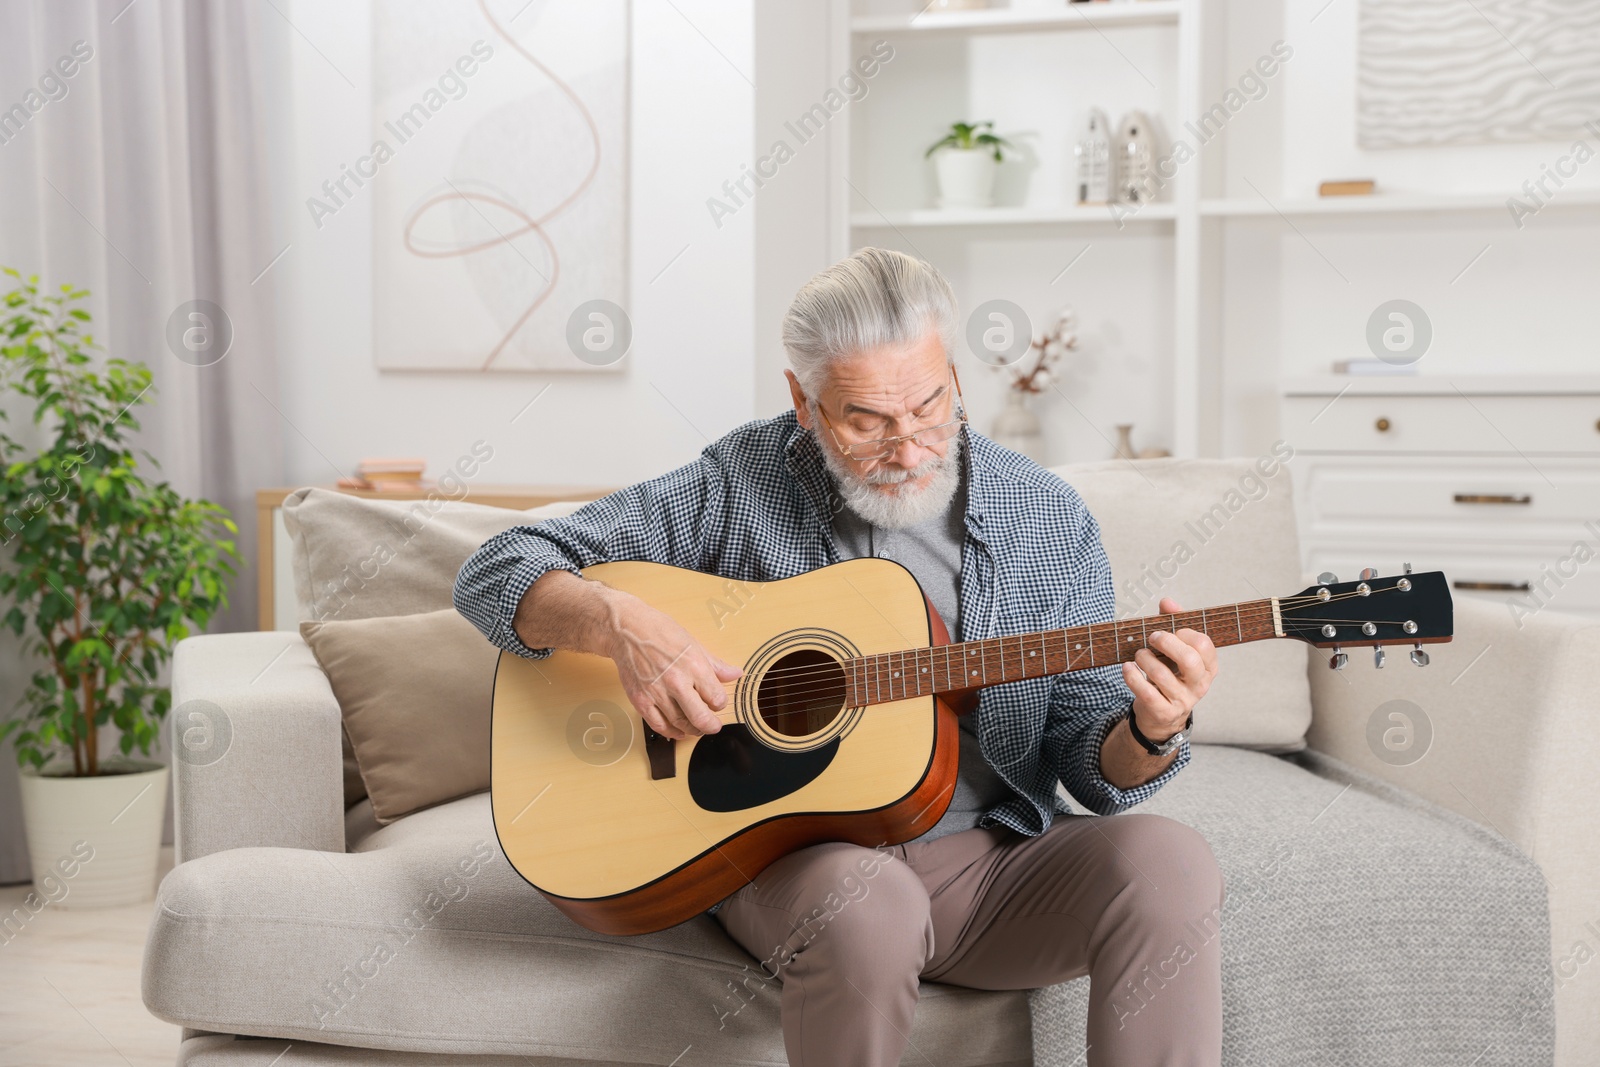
[0,0,282,883]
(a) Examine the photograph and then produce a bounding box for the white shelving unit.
[850,202,1178,227]
[821,0,1600,461]
[850,1,1181,35]
[832,0,1210,457]
[1202,188,1600,218]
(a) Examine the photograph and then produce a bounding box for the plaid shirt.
[454,409,1188,838]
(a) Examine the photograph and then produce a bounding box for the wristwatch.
[1126,704,1192,757]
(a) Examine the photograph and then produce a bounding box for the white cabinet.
[1281,377,1600,621]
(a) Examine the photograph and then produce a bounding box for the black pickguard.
[686,724,838,812]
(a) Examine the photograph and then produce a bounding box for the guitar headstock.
[1278,566,1453,670]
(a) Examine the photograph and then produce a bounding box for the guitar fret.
[857,596,1304,703]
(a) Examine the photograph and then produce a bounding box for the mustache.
[857,447,955,486]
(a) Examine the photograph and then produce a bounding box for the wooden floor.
[1,846,180,1067]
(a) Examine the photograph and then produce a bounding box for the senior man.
[455,247,1225,1067]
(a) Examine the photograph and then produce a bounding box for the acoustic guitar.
[490,559,1452,935]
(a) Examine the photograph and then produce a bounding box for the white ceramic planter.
[17,757,169,908]
[934,148,998,209]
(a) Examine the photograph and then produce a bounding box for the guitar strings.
[744,597,1360,693]
[742,585,1404,694]
[752,585,1409,690]
[733,603,1293,703]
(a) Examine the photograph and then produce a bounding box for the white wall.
[268,0,757,492]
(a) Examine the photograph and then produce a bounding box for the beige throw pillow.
[1049,455,1313,751]
[300,608,500,825]
[281,487,590,624]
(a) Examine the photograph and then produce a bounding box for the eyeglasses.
[813,366,969,462]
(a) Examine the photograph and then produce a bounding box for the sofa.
[141,454,1593,1065]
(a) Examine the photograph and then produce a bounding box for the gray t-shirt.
[828,467,1012,842]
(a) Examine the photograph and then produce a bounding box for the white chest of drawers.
[1279,377,1600,622]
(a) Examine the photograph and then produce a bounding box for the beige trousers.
[715,812,1225,1067]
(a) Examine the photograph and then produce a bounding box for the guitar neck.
[843,598,1282,708]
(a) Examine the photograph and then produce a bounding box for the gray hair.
[781,247,958,397]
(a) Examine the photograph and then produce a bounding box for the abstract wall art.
[370,0,629,371]
[1357,0,1600,149]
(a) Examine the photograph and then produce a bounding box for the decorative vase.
[17,756,169,908]
[1074,107,1112,205]
[992,390,1048,463]
[934,147,998,209]
[1114,110,1157,204]
[1113,423,1137,460]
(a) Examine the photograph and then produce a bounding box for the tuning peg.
[1317,571,1338,585]
[1410,643,1430,667]
[1373,645,1386,669]
[1359,567,1378,581]
[1403,562,1413,574]
[1328,647,1347,670]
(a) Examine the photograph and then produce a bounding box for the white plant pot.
[17,757,169,909]
[934,148,998,209]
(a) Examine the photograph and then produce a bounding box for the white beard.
[813,407,965,530]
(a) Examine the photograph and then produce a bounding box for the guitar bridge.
[643,726,676,780]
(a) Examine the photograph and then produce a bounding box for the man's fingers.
[1133,648,1186,706]
[664,673,721,735]
[638,703,683,740]
[710,655,744,682]
[1122,660,1165,708]
[1151,629,1206,680]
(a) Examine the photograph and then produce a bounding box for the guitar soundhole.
[756,649,846,738]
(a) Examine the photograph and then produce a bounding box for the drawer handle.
[1374,417,1391,432]
[1453,580,1531,592]
[1453,493,1532,506]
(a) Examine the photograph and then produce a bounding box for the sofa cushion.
[141,790,1032,1066]
[281,488,589,624]
[1029,745,1554,1066]
[1050,456,1313,750]
[301,609,499,825]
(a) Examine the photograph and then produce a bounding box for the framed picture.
[370,0,629,371]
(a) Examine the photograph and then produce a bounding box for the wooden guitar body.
[490,557,964,936]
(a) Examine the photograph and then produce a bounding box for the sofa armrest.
[1306,594,1600,1062]
[170,632,344,863]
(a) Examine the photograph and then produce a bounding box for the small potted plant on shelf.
[0,268,241,908]
[990,307,1078,463]
[925,120,1015,209]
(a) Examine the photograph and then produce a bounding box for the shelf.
[850,202,1176,227]
[1201,188,1600,219]
[850,1,1181,37]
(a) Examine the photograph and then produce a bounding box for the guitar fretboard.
[843,599,1278,708]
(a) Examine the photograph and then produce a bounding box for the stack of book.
[337,458,429,492]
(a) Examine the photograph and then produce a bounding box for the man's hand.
[1101,597,1220,789]
[1123,597,1218,739]
[605,595,743,741]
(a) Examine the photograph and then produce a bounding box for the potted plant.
[924,120,1015,209]
[0,268,240,908]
